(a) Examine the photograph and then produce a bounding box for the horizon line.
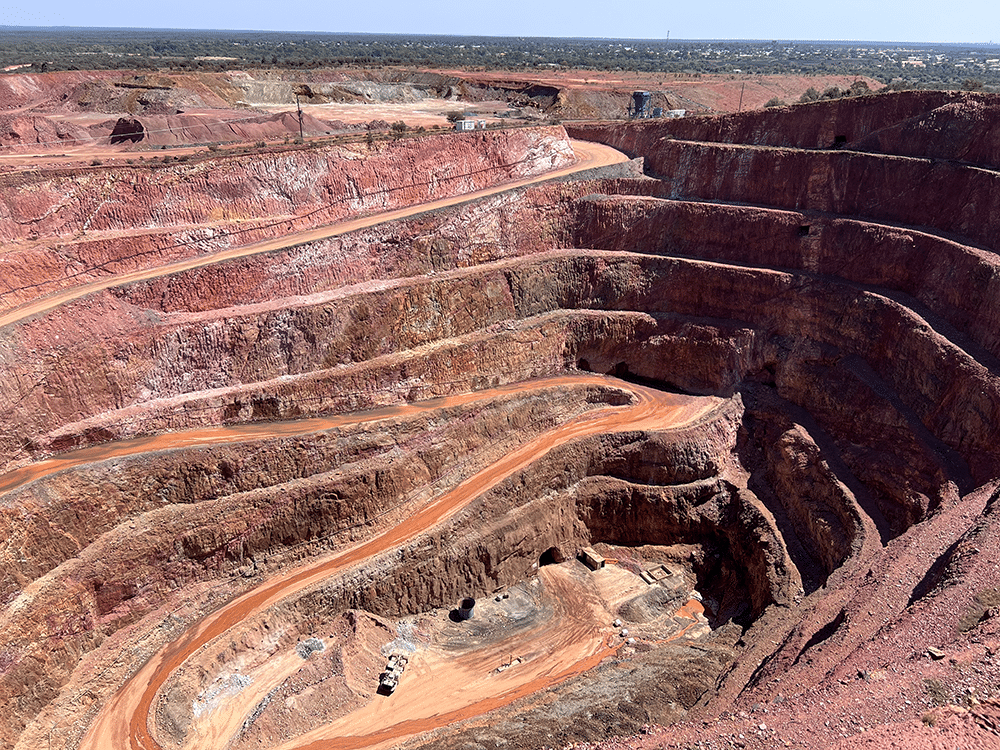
[0,25,997,46]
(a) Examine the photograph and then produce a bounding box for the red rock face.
[0,126,571,243]
[4,94,1000,750]
[0,126,573,325]
[557,93,1000,750]
[570,90,998,158]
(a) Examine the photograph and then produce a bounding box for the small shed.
[454,120,476,131]
[580,547,606,571]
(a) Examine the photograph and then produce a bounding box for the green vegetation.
[796,80,874,104]
[2,28,999,91]
[799,86,821,103]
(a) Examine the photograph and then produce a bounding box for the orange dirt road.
[274,565,617,750]
[24,138,640,750]
[0,377,610,497]
[77,376,720,750]
[0,139,627,330]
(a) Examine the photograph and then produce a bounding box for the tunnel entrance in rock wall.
[539,546,566,567]
[110,117,145,144]
[601,360,688,396]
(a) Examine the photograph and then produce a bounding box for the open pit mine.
[2,88,1000,750]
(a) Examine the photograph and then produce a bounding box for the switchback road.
[77,375,718,750]
[9,137,672,750]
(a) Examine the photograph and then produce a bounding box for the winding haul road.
[76,376,717,750]
[0,139,626,329]
[8,138,700,750]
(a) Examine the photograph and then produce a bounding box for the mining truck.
[378,652,409,695]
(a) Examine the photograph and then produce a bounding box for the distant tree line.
[1,28,999,92]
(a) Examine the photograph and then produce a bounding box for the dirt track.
[0,377,610,497]
[269,573,708,750]
[75,375,717,750]
[0,138,625,329]
[17,137,672,750]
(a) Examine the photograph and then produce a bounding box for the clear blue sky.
[1,0,996,44]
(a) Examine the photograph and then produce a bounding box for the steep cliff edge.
[4,92,1000,750]
[0,126,572,324]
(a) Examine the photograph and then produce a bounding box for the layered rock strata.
[3,92,1000,750]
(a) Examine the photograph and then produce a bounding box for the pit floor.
[264,559,709,750]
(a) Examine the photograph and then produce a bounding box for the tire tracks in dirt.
[77,378,718,750]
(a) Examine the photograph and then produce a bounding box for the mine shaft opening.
[539,546,566,567]
[603,360,691,396]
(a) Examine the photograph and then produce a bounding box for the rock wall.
[0,385,626,604]
[0,384,632,749]
[0,126,571,242]
[581,140,995,253]
[559,93,1000,748]
[6,91,1000,750]
[568,90,1000,163]
[503,252,986,519]
[571,196,1000,364]
[149,397,785,749]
